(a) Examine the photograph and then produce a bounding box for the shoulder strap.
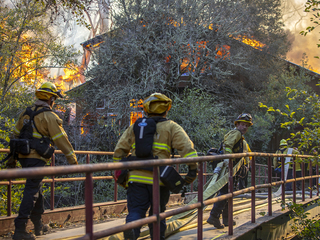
[28,106,52,138]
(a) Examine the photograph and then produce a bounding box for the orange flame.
[236,35,265,50]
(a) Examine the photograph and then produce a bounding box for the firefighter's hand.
[184,168,197,185]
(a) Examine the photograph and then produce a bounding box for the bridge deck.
[32,195,294,240]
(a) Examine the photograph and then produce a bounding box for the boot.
[34,222,49,236]
[207,215,224,229]
[12,230,36,240]
[223,218,236,226]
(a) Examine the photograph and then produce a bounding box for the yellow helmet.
[280,139,287,146]
[234,113,253,126]
[143,93,172,114]
[35,82,63,100]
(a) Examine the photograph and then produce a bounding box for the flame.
[307,66,320,74]
[55,63,81,91]
[11,35,49,88]
[235,35,265,50]
[62,64,80,82]
[179,41,230,73]
[130,99,143,125]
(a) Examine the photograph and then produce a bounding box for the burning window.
[130,99,143,125]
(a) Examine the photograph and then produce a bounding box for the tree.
[258,65,320,154]
[80,0,289,121]
[0,0,80,113]
[301,0,320,55]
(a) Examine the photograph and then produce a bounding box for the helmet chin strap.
[48,96,55,107]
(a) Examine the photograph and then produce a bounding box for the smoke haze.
[283,0,320,73]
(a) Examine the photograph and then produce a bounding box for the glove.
[184,168,197,185]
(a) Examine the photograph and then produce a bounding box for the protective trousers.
[14,158,46,231]
[209,177,235,219]
[125,182,170,240]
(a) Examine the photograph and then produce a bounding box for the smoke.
[282,0,320,72]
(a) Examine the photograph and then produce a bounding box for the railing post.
[114,179,118,202]
[264,166,267,184]
[50,154,55,210]
[85,154,93,240]
[309,159,313,199]
[293,157,296,204]
[7,179,11,216]
[268,157,272,216]
[317,164,319,197]
[302,162,305,201]
[152,166,160,240]
[204,161,207,184]
[251,156,255,223]
[281,157,285,203]
[228,158,233,235]
[197,162,203,239]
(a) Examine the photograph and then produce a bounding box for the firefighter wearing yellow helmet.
[273,139,301,191]
[207,113,253,229]
[113,93,198,240]
[7,82,77,240]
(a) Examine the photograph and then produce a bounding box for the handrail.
[0,151,319,240]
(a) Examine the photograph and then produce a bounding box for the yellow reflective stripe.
[33,132,42,139]
[184,151,198,158]
[132,143,135,149]
[153,142,171,153]
[225,148,232,153]
[52,132,65,141]
[113,157,121,162]
[66,150,74,157]
[14,127,20,134]
[128,175,153,184]
[128,175,165,185]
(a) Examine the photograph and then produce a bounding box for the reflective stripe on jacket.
[273,147,301,170]
[13,100,77,164]
[113,118,198,185]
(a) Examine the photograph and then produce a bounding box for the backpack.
[115,117,185,193]
[2,106,55,163]
[207,142,224,170]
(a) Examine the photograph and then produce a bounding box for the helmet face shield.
[234,113,253,126]
[237,113,252,122]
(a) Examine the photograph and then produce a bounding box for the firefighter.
[273,139,301,191]
[113,93,198,240]
[207,113,253,229]
[6,82,78,240]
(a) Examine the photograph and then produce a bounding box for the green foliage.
[245,112,275,153]
[258,65,318,154]
[169,88,227,153]
[301,0,320,56]
[0,112,24,215]
[286,201,320,240]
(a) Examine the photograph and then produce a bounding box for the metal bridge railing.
[0,152,318,240]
